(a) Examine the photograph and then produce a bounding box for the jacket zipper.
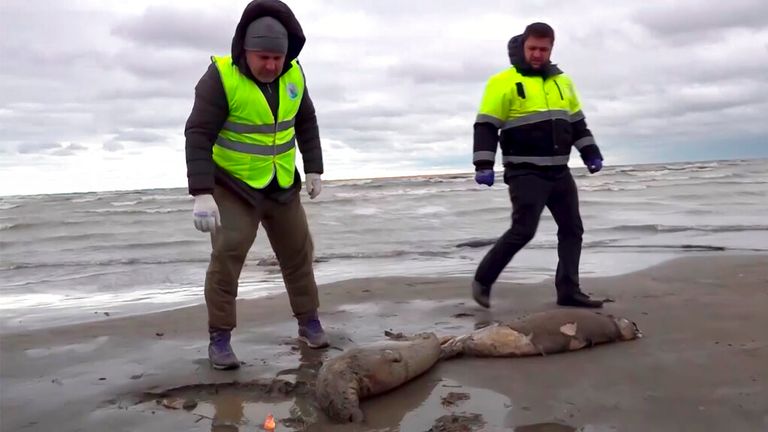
[544,77,558,153]
[553,80,564,100]
[268,83,277,158]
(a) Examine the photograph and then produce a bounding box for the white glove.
[192,194,221,233]
[306,173,322,199]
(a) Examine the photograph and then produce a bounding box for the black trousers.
[474,170,584,297]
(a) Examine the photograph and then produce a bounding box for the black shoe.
[472,280,491,308]
[557,292,604,308]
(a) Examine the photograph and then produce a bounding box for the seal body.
[440,309,641,359]
[316,332,441,423]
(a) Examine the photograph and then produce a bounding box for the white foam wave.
[139,194,190,202]
[70,196,101,203]
[83,207,185,214]
[352,207,379,216]
[411,205,448,215]
[582,184,647,192]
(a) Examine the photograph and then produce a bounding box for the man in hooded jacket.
[185,0,328,370]
[471,22,606,309]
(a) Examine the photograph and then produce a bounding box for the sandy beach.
[1,254,767,432]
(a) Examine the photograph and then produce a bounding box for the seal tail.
[439,334,469,360]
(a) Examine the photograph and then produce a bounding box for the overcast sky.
[1,0,767,195]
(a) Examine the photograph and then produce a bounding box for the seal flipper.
[382,349,402,362]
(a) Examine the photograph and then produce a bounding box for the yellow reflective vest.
[475,65,598,167]
[211,55,305,189]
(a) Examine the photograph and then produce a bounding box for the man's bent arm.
[185,64,228,196]
[295,87,323,175]
[473,122,499,171]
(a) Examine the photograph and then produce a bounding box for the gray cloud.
[50,143,88,156]
[17,142,61,154]
[103,141,125,152]
[111,6,232,52]
[14,141,88,156]
[635,0,768,36]
[1,0,767,195]
[103,130,168,152]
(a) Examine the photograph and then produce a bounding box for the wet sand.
[1,254,767,432]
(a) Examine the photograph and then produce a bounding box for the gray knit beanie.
[244,16,288,54]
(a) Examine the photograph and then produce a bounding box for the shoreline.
[2,249,757,335]
[1,254,767,431]
[0,157,762,199]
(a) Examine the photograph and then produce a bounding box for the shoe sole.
[298,336,329,349]
[473,294,490,308]
[556,301,603,309]
[209,360,241,370]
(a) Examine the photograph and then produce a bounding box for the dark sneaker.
[557,292,604,308]
[472,280,491,308]
[208,329,240,370]
[297,316,329,349]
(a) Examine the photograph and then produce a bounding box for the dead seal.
[440,309,641,359]
[315,331,441,423]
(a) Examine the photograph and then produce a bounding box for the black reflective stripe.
[502,110,571,129]
[573,136,596,149]
[475,114,503,128]
[222,119,295,134]
[473,151,496,162]
[214,136,296,155]
[554,81,564,100]
[502,155,570,165]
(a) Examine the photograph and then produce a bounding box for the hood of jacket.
[507,33,562,78]
[230,0,306,77]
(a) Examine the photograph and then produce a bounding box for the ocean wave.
[326,179,375,187]
[139,194,190,202]
[581,184,648,192]
[313,250,454,263]
[1,257,211,271]
[70,196,101,203]
[453,237,765,253]
[0,219,111,233]
[81,207,186,215]
[661,162,720,170]
[329,186,482,201]
[0,203,20,210]
[599,224,768,234]
[110,200,141,206]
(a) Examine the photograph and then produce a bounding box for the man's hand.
[306,173,322,199]
[475,169,494,187]
[192,194,221,233]
[586,158,603,174]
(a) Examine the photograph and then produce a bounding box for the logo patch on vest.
[287,83,299,100]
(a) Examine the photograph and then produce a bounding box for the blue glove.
[586,158,603,174]
[475,169,494,186]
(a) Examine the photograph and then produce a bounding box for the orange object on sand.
[263,413,276,430]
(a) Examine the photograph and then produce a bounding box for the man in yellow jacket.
[184,0,328,370]
[471,22,606,309]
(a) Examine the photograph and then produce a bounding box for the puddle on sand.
[514,423,617,432]
[191,394,300,431]
[357,377,512,431]
[129,379,319,431]
[515,423,576,432]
